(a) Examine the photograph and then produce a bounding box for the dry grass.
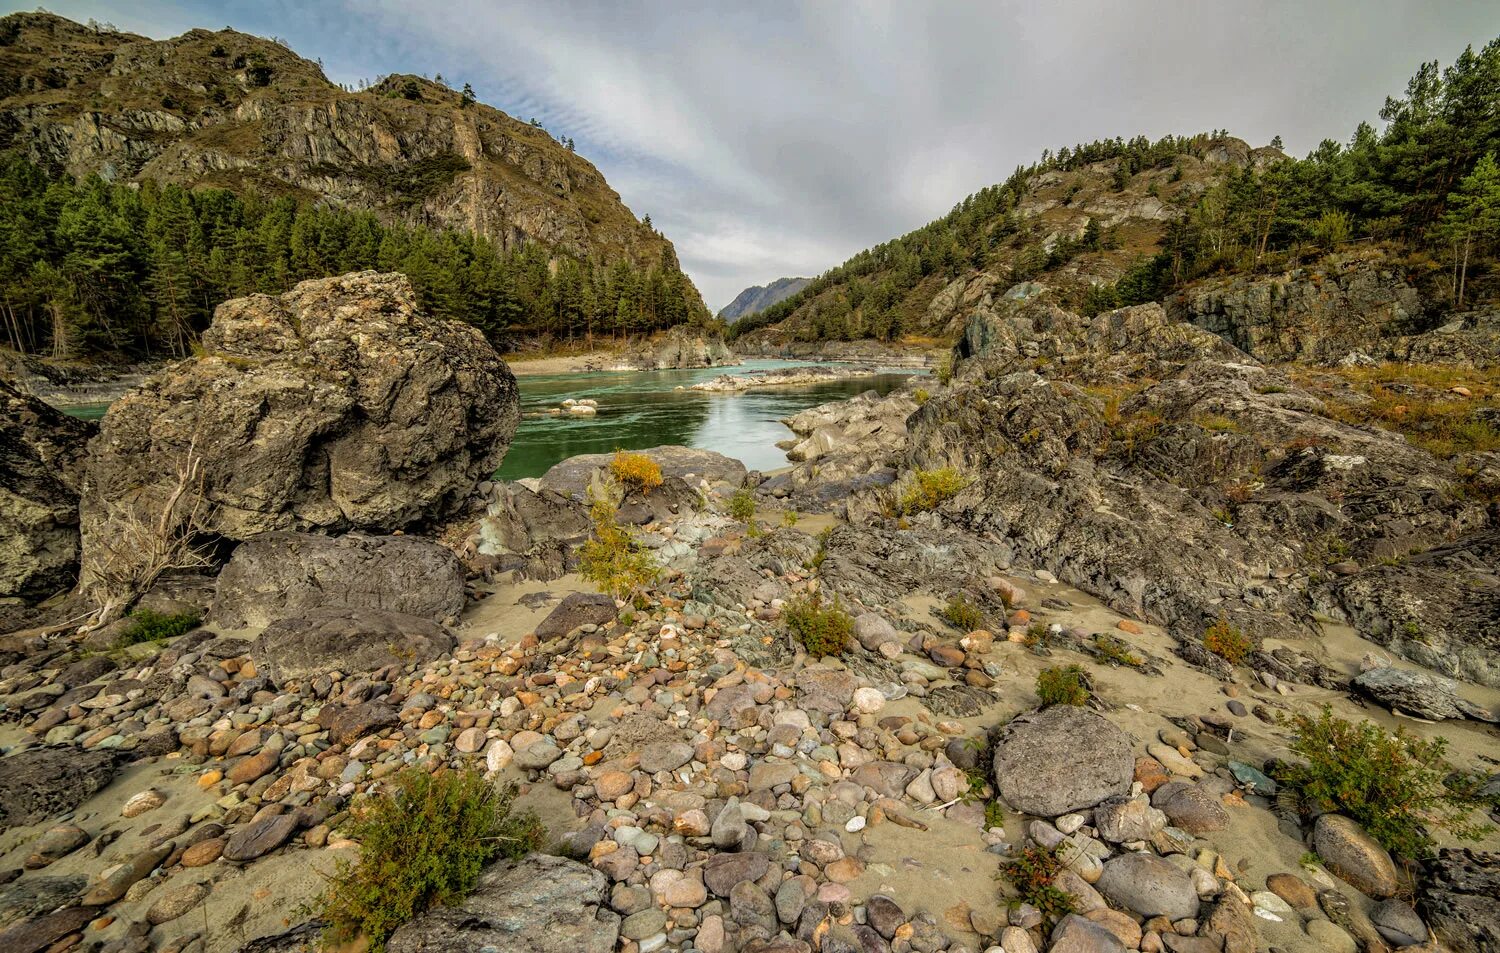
[1292,364,1500,459]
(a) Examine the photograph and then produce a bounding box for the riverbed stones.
[992,707,1133,816]
[23,825,89,869]
[638,740,694,774]
[1312,814,1398,898]
[1097,854,1200,921]
[82,842,174,905]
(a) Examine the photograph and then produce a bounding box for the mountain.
[718,276,811,322]
[730,36,1500,350]
[0,12,708,357]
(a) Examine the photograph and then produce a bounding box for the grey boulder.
[1096,853,1200,921]
[0,748,117,832]
[535,591,618,640]
[251,607,456,687]
[992,706,1133,816]
[213,531,465,629]
[386,853,618,953]
[1352,666,1495,722]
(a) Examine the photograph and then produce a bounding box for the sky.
[9,2,1498,311]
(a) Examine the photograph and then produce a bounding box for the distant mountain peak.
[719,277,813,322]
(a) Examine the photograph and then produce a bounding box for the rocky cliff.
[718,277,812,322]
[0,12,682,274]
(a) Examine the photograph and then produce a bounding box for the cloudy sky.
[12,1,1498,310]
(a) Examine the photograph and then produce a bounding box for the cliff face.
[719,277,812,322]
[0,12,685,275]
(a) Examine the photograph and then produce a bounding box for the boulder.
[540,446,746,500]
[1049,913,1127,953]
[1351,666,1495,722]
[1369,898,1427,947]
[991,707,1133,816]
[386,853,619,953]
[535,592,618,640]
[1152,783,1229,833]
[213,531,465,629]
[79,272,518,600]
[0,904,100,953]
[1096,853,1200,921]
[0,378,94,602]
[251,607,456,687]
[1419,849,1500,953]
[1313,814,1398,899]
[0,748,117,831]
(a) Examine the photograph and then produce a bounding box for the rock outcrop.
[0,378,94,602]
[212,531,466,630]
[0,748,117,831]
[79,272,517,602]
[538,446,747,501]
[251,608,456,688]
[627,326,737,369]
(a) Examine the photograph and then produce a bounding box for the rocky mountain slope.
[719,277,813,322]
[0,12,673,269]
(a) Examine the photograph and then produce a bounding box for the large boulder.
[539,446,746,501]
[212,532,465,629]
[386,853,619,953]
[79,272,518,599]
[1096,853,1200,921]
[1313,814,1399,899]
[991,707,1133,816]
[1419,849,1500,953]
[252,608,456,687]
[1351,666,1495,722]
[0,378,94,602]
[0,748,117,831]
[534,592,617,640]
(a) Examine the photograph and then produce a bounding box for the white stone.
[845,815,867,833]
[485,738,514,773]
[851,687,885,714]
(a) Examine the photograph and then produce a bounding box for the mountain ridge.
[718,276,812,322]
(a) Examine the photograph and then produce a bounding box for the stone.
[1419,848,1500,953]
[1313,814,1398,898]
[866,895,906,939]
[536,592,618,640]
[1152,784,1228,833]
[251,605,457,686]
[0,903,100,953]
[0,748,117,832]
[387,853,618,953]
[711,800,748,849]
[639,741,694,774]
[81,272,518,601]
[1305,919,1358,953]
[540,446,746,500]
[82,843,173,905]
[851,687,886,714]
[216,532,466,630]
[0,377,93,603]
[729,880,776,932]
[146,882,209,924]
[228,750,279,786]
[23,824,90,868]
[318,702,400,746]
[1093,795,1166,843]
[1001,925,1039,953]
[180,838,225,867]
[222,814,299,862]
[1370,898,1427,946]
[1351,666,1495,722]
[1097,854,1200,921]
[594,771,634,801]
[1263,873,1316,911]
[514,742,563,770]
[854,614,900,652]
[797,669,858,714]
[991,707,1133,816]
[1050,913,1127,953]
[703,852,770,896]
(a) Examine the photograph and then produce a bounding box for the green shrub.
[1001,846,1075,926]
[899,467,971,514]
[1203,615,1252,665]
[942,593,986,632]
[914,387,931,405]
[115,609,201,648]
[1092,634,1142,667]
[1036,665,1090,707]
[935,354,955,385]
[728,487,756,522]
[319,769,545,951]
[785,590,853,657]
[579,489,659,605]
[1274,705,1494,859]
[781,509,799,528]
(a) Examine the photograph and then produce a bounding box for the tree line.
[0,153,706,359]
[734,37,1500,340]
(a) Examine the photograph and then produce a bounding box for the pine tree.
[1436,153,1500,307]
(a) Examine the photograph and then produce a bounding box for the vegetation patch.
[899,467,971,514]
[727,487,756,522]
[319,769,544,952]
[785,590,853,658]
[1036,664,1091,707]
[1092,634,1143,667]
[114,609,201,648]
[1202,616,1252,665]
[579,487,659,605]
[1000,846,1076,927]
[941,593,986,632]
[1275,706,1495,859]
[609,450,663,494]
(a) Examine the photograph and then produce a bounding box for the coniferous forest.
[0,153,707,360]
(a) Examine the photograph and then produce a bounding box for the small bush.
[785,590,852,657]
[1092,634,1142,667]
[899,467,971,514]
[728,487,756,522]
[579,488,659,605]
[1203,616,1252,664]
[1036,664,1090,707]
[319,769,544,951]
[609,450,662,494]
[935,354,955,385]
[781,509,799,528]
[914,387,931,405]
[115,609,201,648]
[942,593,986,632]
[1001,846,1075,926]
[1275,706,1494,859]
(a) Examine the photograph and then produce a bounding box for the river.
[62,360,920,480]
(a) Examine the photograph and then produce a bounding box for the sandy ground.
[502,350,626,376]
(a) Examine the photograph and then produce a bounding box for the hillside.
[718,276,811,322]
[732,37,1500,353]
[0,12,708,357]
